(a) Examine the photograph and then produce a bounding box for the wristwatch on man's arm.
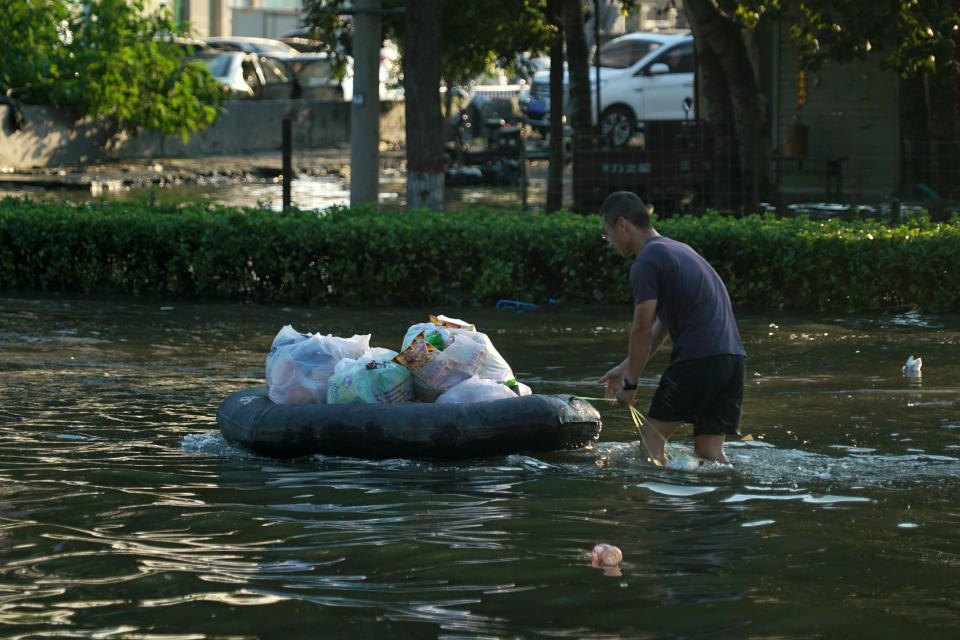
[620,377,638,391]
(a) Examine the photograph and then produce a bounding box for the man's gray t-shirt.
[630,236,746,363]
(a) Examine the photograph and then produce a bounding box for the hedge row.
[1,196,958,311]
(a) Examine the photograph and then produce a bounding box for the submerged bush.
[1,197,957,312]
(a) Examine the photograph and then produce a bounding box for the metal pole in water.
[594,0,601,138]
[520,123,528,212]
[282,117,292,210]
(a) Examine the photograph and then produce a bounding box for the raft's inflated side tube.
[217,386,602,459]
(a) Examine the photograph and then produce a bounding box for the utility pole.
[350,0,382,207]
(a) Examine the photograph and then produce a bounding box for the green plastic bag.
[326,349,413,404]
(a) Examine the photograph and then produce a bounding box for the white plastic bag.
[401,322,451,351]
[395,330,493,401]
[436,376,518,403]
[465,331,514,383]
[512,381,533,396]
[397,316,515,390]
[265,325,370,405]
[327,348,413,404]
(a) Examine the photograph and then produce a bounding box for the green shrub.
[1,197,958,311]
[0,0,223,142]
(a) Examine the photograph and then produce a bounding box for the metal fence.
[900,138,960,202]
[571,121,742,216]
[564,122,960,219]
[442,94,958,219]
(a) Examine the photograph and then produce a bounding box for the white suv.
[526,32,695,146]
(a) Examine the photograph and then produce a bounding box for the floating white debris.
[903,355,922,377]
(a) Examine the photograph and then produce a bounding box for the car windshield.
[200,54,232,77]
[594,40,661,69]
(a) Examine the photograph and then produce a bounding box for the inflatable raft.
[217,386,602,459]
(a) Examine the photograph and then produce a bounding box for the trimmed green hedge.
[1,196,958,311]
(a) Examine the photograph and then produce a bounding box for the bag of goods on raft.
[436,375,518,403]
[265,325,370,405]
[394,315,518,401]
[326,348,414,405]
[511,380,534,396]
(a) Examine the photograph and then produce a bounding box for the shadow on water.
[1,295,959,637]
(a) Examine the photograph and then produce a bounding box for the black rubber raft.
[217,386,602,459]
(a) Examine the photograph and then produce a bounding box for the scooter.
[444,93,523,186]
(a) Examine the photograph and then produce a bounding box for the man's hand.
[598,364,625,399]
[614,386,637,407]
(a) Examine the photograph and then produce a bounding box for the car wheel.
[600,106,635,147]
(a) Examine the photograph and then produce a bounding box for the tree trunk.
[546,0,564,213]
[685,3,736,208]
[684,0,769,212]
[404,0,444,210]
[903,72,960,203]
[563,0,593,212]
[688,25,734,126]
[562,0,591,143]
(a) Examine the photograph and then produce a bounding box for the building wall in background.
[773,21,900,202]
[0,101,405,170]
[232,7,300,37]
[144,0,297,37]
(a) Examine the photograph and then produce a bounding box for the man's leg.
[693,434,729,464]
[692,355,744,465]
[641,417,683,464]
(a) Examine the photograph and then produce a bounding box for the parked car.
[203,36,301,58]
[155,34,211,56]
[268,54,353,101]
[194,50,296,99]
[278,28,402,101]
[278,36,327,53]
[525,32,695,146]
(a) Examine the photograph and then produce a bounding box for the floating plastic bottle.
[903,355,922,377]
[591,543,623,576]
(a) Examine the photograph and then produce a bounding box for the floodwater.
[0,162,562,212]
[1,295,959,638]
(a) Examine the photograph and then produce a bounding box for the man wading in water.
[597,191,746,464]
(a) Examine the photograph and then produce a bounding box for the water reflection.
[1,164,563,212]
[0,295,959,637]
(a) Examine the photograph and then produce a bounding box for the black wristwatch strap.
[621,377,638,391]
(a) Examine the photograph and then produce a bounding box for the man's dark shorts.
[648,354,745,436]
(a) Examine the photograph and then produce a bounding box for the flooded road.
[0,154,566,212]
[1,295,958,638]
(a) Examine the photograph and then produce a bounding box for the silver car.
[203,36,301,58]
[195,50,296,99]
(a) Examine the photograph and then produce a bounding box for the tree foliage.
[730,0,960,78]
[0,0,224,142]
[302,0,555,87]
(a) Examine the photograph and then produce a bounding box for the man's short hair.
[599,191,651,229]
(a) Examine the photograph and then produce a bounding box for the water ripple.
[1,296,960,638]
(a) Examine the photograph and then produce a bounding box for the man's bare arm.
[625,299,658,384]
